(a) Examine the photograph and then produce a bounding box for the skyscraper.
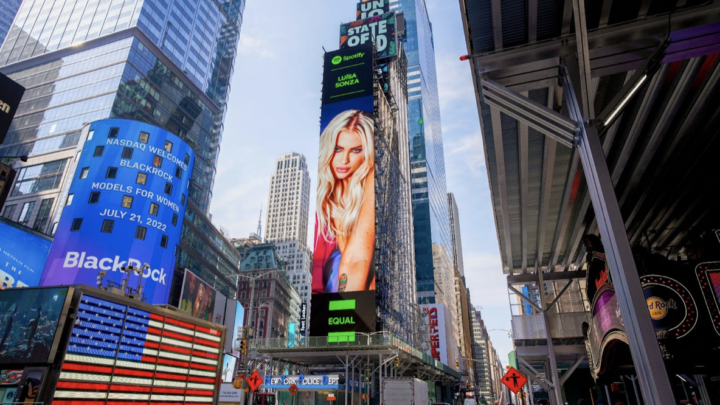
[392,0,457,358]
[265,152,312,329]
[448,192,465,277]
[0,0,245,300]
[0,0,22,45]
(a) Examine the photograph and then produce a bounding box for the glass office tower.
[0,0,22,45]
[391,0,458,353]
[0,0,244,300]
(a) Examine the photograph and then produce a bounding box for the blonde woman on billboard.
[314,109,375,293]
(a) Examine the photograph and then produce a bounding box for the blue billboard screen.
[0,218,52,289]
[40,119,195,304]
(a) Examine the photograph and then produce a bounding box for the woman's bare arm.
[338,172,375,291]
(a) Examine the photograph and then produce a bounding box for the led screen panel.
[0,71,25,145]
[54,293,223,403]
[40,119,195,304]
[356,0,389,20]
[221,354,237,383]
[0,218,52,289]
[178,269,227,323]
[231,301,244,357]
[340,12,397,60]
[311,44,377,340]
[0,287,71,364]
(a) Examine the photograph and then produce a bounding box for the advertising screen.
[641,275,696,338]
[0,218,52,289]
[0,287,70,364]
[311,44,377,341]
[231,301,244,357]
[421,303,449,365]
[0,71,25,145]
[222,354,237,383]
[41,119,195,304]
[55,292,223,403]
[179,268,227,323]
[341,12,397,60]
[356,0,389,20]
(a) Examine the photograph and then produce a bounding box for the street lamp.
[0,155,28,162]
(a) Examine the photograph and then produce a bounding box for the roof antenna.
[257,203,263,242]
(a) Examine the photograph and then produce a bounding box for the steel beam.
[481,78,576,147]
[491,0,503,50]
[472,3,720,74]
[538,270,563,405]
[571,0,595,120]
[508,285,544,313]
[559,355,585,386]
[535,87,557,271]
[508,270,586,284]
[490,106,516,272]
[519,114,529,273]
[566,88,677,404]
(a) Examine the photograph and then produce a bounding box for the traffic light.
[395,357,400,368]
[456,360,460,370]
[240,339,247,355]
[365,371,370,381]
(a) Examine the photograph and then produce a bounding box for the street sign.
[501,367,527,394]
[289,383,299,396]
[247,370,263,392]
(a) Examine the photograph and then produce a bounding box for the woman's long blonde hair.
[317,110,374,242]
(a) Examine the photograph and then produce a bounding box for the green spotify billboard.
[311,43,377,342]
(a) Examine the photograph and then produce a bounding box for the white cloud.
[238,34,277,60]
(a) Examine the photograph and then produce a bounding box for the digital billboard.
[421,303,450,365]
[54,291,223,403]
[640,275,697,338]
[222,354,238,383]
[231,301,244,357]
[179,268,227,323]
[0,71,25,145]
[356,0,389,20]
[311,43,377,341]
[40,119,195,304]
[0,287,71,364]
[341,12,397,60]
[0,218,52,289]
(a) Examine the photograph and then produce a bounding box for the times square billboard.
[356,0,389,20]
[311,43,377,342]
[341,12,397,60]
[40,119,195,304]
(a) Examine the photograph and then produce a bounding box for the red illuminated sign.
[427,307,440,361]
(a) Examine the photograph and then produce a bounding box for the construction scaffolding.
[372,45,424,348]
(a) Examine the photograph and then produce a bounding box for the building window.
[153,155,162,168]
[65,194,74,206]
[164,141,173,153]
[175,166,182,178]
[1,204,16,220]
[87,130,94,140]
[149,203,159,216]
[121,195,133,209]
[172,213,178,226]
[93,146,104,157]
[106,167,118,179]
[79,167,89,179]
[11,160,68,197]
[164,182,173,195]
[71,218,83,231]
[184,154,190,165]
[136,173,147,185]
[108,127,119,138]
[160,235,168,248]
[88,192,101,204]
[139,132,149,143]
[33,198,54,232]
[101,219,114,233]
[122,147,133,159]
[135,226,147,240]
[180,194,185,206]
[18,201,35,226]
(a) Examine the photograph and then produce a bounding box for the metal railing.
[250,331,461,378]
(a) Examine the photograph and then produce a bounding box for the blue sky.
[210,0,514,361]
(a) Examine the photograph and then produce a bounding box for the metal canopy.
[459,0,720,276]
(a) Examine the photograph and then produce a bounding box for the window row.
[70,218,169,248]
[1,197,55,232]
[65,192,179,226]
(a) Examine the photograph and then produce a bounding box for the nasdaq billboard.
[0,218,52,289]
[311,44,377,341]
[40,119,195,304]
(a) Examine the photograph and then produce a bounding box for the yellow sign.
[647,296,676,320]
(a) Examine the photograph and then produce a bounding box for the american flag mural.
[53,294,222,405]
